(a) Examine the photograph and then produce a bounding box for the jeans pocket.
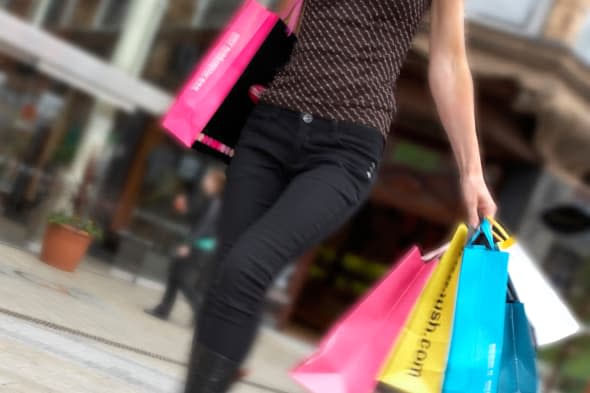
[333,123,383,203]
[334,154,378,204]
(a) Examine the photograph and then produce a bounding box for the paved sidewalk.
[0,243,313,393]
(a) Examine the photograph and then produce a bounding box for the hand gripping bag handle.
[468,218,497,250]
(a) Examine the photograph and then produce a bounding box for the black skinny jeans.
[196,103,384,363]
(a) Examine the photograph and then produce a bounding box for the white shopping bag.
[504,242,582,346]
[490,220,582,346]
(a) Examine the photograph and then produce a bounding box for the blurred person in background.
[185,1,497,392]
[145,167,225,320]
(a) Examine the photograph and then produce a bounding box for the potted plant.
[40,212,103,272]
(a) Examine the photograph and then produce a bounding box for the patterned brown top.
[261,0,432,137]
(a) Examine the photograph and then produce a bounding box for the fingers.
[467,195,497,228]
[466,194,479,228]
[482,204,498,220]
[461,176,498,228]
[480,194,498,220]
[467,207,480,228]
[248,85,267,104]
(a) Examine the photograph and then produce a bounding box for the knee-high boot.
[184,340,239,393]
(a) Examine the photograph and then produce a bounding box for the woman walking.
[185,0,497,391]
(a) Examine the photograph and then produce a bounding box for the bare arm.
[428,0,496,226]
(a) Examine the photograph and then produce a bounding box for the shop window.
[43,0,66,27]
[195,0,280,28]
[192,0,243,29]
[53,0,78,27]
[168,41,203,80]
[575,13,590,64]
[94,0,130,30]
[3,0,36,20]
[162,0,194,27]
[465,0,553,37]
[69,0,100,29]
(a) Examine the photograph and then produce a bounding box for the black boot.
[146,277,179,320]
[144,305,171,320]
[184,342,239,393]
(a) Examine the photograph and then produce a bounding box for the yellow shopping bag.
[378,224,468,393]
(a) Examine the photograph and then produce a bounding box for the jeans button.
[302,113,313,124]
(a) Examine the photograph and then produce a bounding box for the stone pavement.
[0,242,313,393]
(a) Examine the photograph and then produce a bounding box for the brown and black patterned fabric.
[262,0,432,137]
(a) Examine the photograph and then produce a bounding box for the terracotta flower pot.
[40,223,92,272]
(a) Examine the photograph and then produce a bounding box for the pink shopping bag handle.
[422,243,450,262]
[280,0,304,34]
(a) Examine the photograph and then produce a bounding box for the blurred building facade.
[462,1,590,331]
[0,0,589,352]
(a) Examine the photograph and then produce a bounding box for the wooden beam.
[110,122,164,231]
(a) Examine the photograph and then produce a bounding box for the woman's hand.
[176,245,191,258]
[461,174,497,227]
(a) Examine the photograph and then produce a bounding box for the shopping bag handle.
[487,216,518,249]
[422,243,450,262]
[487,216,510,241]
[422,223,470,261]
[467,218,497,250]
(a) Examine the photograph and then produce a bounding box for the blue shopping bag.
[443,219,510,393]
[498,282,539,393]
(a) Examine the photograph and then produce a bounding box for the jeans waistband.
[257,103,384,140]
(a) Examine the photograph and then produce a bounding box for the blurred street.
[0,241,312,393]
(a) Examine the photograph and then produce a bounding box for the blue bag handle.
[467,218,498,250]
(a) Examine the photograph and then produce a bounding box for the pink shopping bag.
[291,247,438,393]
[162,0,302,161]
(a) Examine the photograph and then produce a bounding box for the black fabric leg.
[184,340,239,393]
[196,104,383,364]
[185,104,384,393]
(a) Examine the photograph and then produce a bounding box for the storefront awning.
[0,10,172,114]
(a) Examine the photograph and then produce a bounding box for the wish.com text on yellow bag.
[378,225,468,393]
